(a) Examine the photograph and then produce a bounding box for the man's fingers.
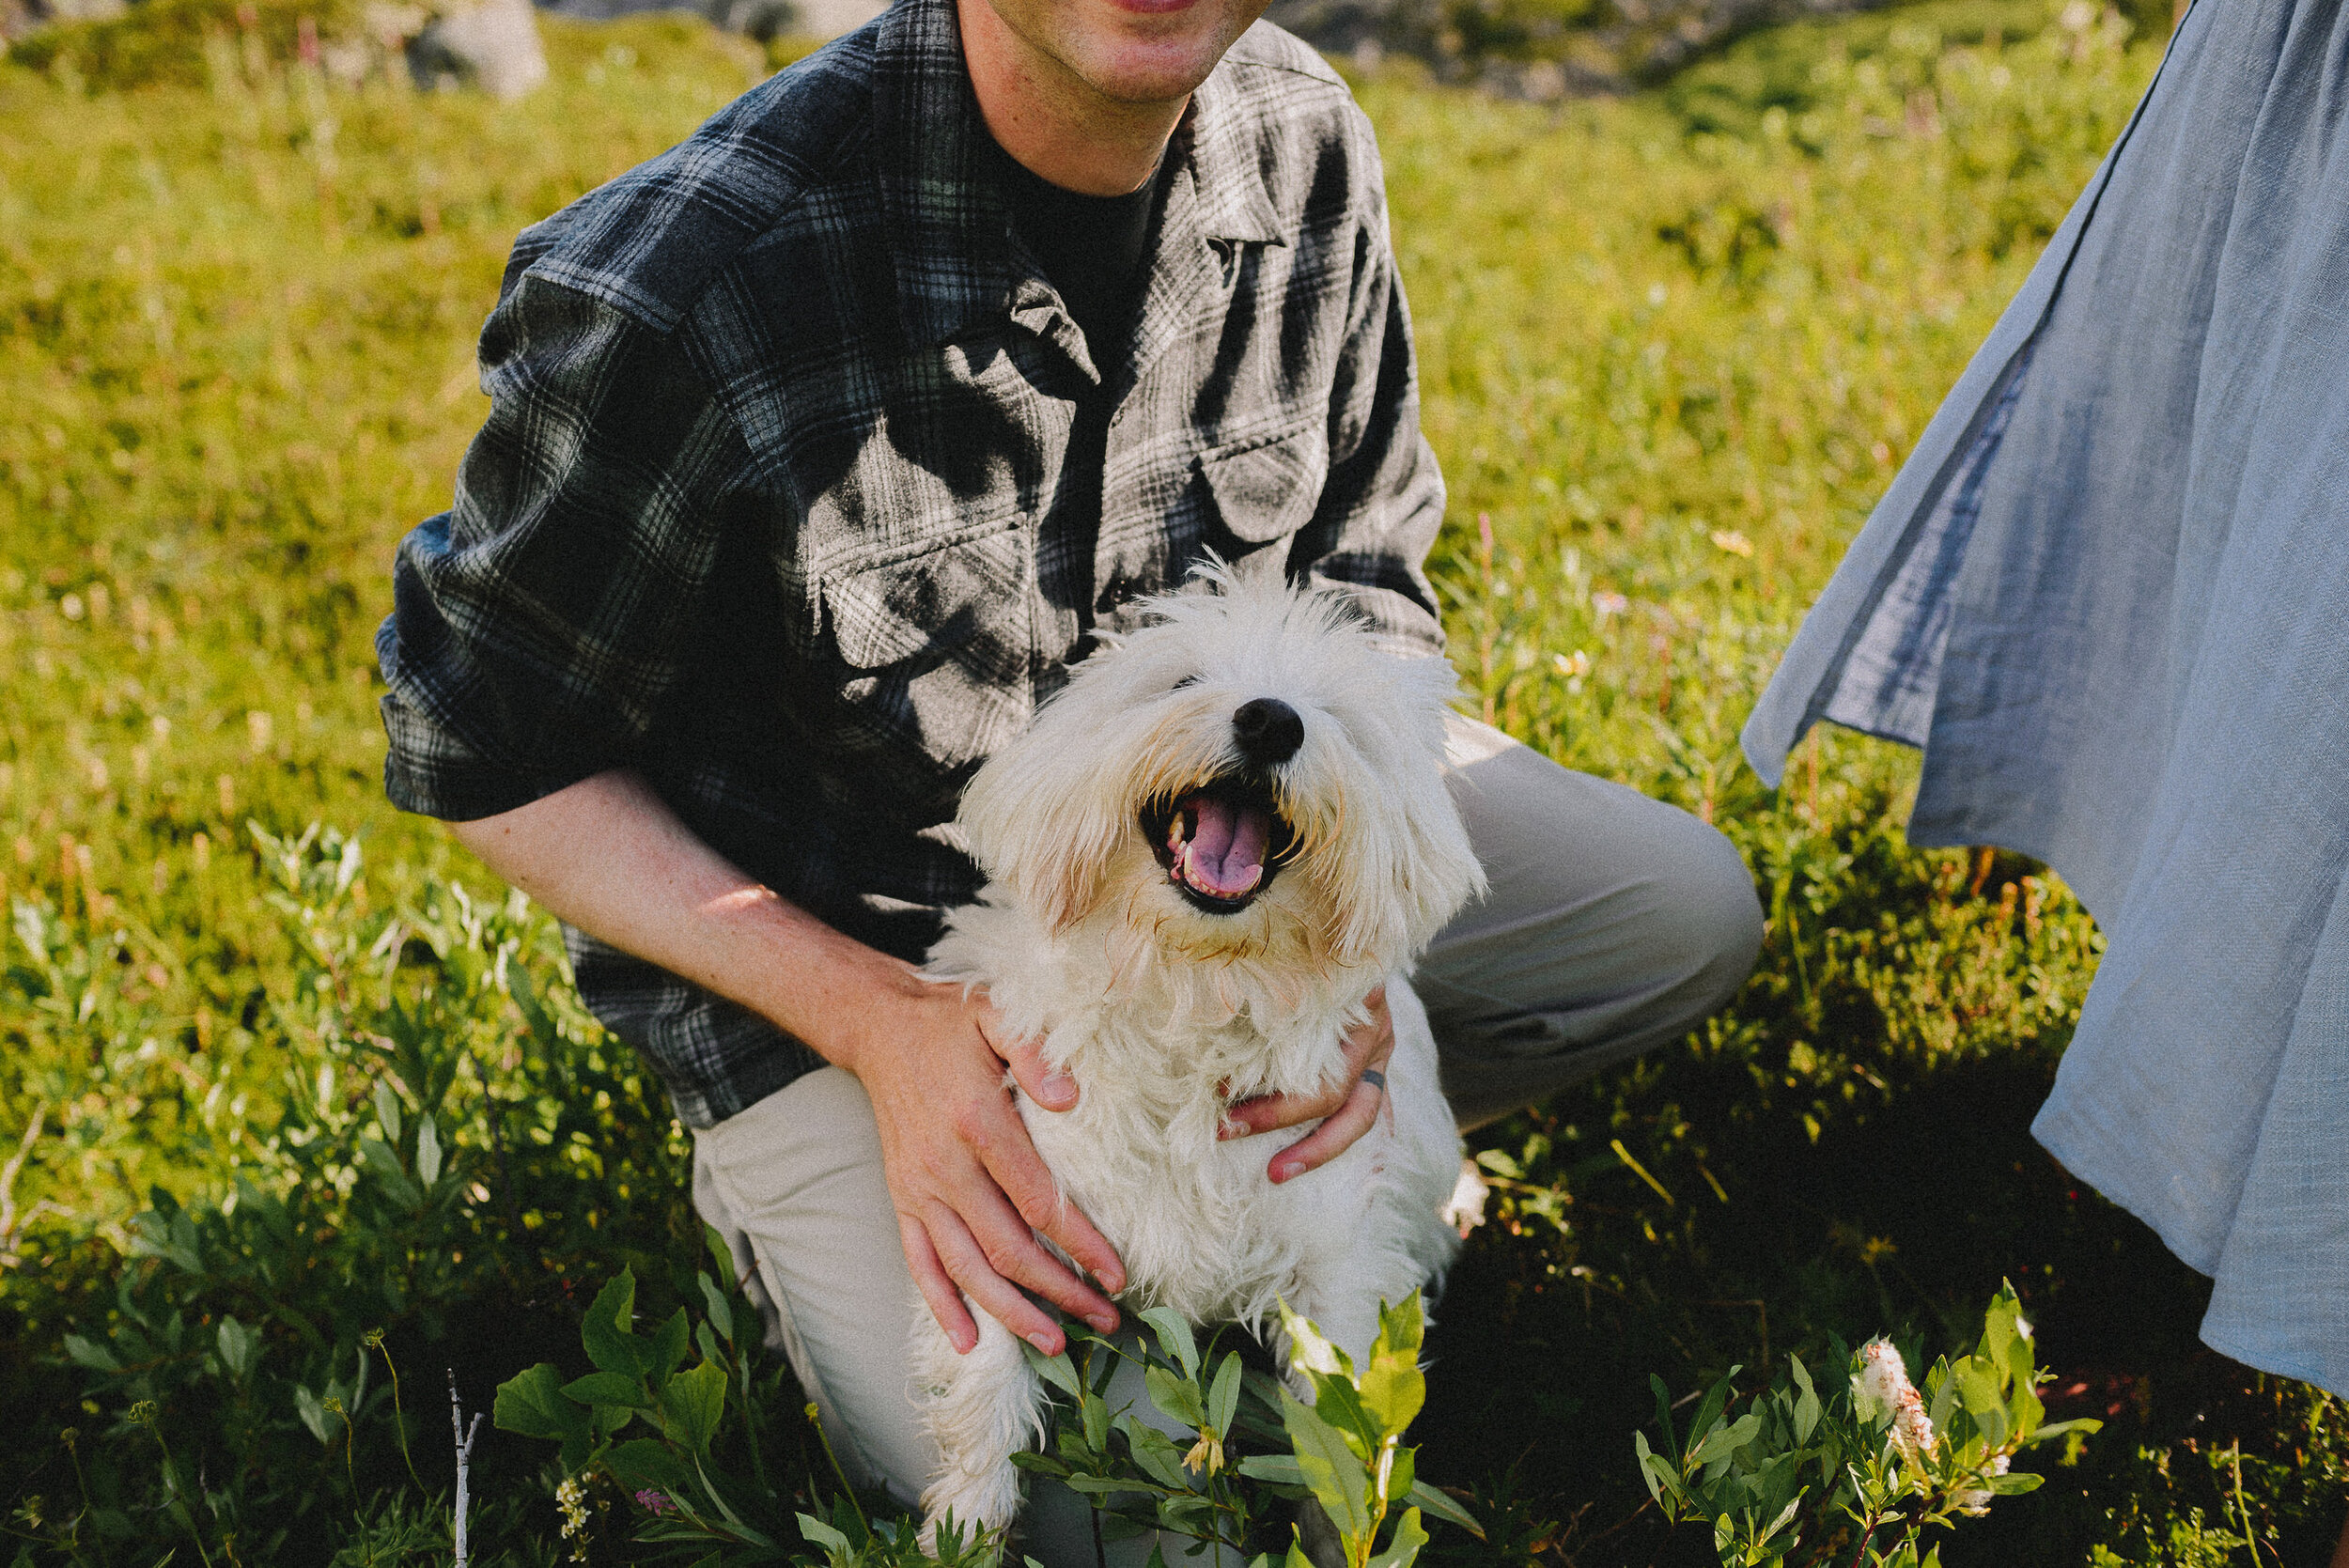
[900,1213,978,1354]
[1222,996,1393,1138]
[926,1203,1070,1354]
[1268,1074,1385,1183]
[1220,1084,1340,1139]
[973,1137,1127,1311]
[998,1029,1078,1112]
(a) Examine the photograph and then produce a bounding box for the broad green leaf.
[216,1315,258,1380]
[1081,1386,1111,1452]
[1790,1354,1821,1446]
[704,1223,738,1286]
[1145,1364,1206,1427]
[1757,1493,1803,1547]
[1276,1301,1352,1381]
[1020,1337,1082,1399]
[1208,1350,1243,1439]
[1119,1417,1194,1492]
[582,1269,645,1377]
[560,1370,650,1410]
[646,1307,692,1388]
[1685,1368,1741,1462]
[1632,1429,1668,1505]
[1140,1308,1201,1381]
[415,1114,443,1188]
[1649,1374,1679,1460]
[1687,1411,1764,1469]
[1312,1374,1384,1463]
[357,1138,422,1209]
[1280,1389,1372,1542]
[63,1334,119,1372]
[1367,1507,1428,1568]
[1237,1454,1305,1483]
[1926,1358,1958,1437]
[1285,1542,1315,1568]
[1405,1479,1485,1538]
[698,1273,736,1344]
[1064,1475,1164,1497]
[2023,1417,2104,1445]
[294,1383,334,1445]
[661,1359,728,1452]
[602,1436,695,1494]
[1359,1298,1426,1437]
[494,1362,593,1469]
[1953,1359,2003,1422]
[798,1513,852,1553]
[372,1080,401,1145]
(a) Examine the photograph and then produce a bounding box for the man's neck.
[957,0,1185,196]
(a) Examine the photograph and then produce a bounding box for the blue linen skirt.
[1741,0,2349,1394]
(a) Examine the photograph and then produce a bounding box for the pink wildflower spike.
[1857,1338,1936,1467]
[635,1489,677,1516]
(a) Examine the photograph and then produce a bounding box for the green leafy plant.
[1635,1283,2102,1565]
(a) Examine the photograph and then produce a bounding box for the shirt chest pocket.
[816,526,1037,770]
[1196,424,1330,547]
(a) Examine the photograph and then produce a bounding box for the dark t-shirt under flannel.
[375,0,1448,1128]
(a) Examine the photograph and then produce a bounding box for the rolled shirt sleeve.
[377,272,758,822]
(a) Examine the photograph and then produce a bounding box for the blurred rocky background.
[1,0,2177,119]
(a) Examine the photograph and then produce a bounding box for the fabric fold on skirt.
[1740,0,2349,1395]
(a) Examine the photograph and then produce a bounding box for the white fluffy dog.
[913,567,1487,1544]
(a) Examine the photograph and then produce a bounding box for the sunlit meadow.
[2,2,2342,1561]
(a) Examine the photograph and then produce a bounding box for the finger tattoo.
[1360,1067,1387,1094]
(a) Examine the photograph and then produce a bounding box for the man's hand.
[1217,985,1394,1183]
[843,969,1125,1357]
[445,770,1123,1360]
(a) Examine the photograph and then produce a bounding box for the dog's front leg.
[912,1302,1042,1554]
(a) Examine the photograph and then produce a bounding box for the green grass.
[2,2,2343,1563]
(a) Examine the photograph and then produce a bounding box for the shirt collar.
[872,0,1288,354]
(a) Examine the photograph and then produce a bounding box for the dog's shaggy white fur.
[912,568,1487,1544]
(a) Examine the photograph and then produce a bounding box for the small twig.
[449,1370,482,1568]
[0,1102,64,1265]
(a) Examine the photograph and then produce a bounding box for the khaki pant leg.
[692,1066,1187,1568]
[1427,714,1765,1129]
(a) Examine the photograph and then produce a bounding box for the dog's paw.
[1440,1156,1489,1238]
[918,1464,1021,1558]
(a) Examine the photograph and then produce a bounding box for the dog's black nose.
[1233,698,1304,766]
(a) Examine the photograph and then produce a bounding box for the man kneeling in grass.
[375,0,1764,1553]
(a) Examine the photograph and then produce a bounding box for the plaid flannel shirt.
[376,0,1447,1127]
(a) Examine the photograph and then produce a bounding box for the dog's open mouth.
[1141,778,1297,915]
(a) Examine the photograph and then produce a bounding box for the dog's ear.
[957,717,1128,935]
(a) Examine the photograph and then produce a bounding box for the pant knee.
[1667,823,1766,1016]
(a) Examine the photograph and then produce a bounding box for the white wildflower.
[1952,1451,2010,1514]
[556,1475,594,1562]
[1858,1338,1936,1467]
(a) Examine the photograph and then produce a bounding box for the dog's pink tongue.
[1177,793,1270,898]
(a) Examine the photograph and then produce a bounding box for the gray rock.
[407,0,550,98]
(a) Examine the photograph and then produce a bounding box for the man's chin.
[1072,38,1237,105]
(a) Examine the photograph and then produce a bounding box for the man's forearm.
[446,768,913,1072]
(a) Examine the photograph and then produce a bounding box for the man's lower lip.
[1103,0,1199,14]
